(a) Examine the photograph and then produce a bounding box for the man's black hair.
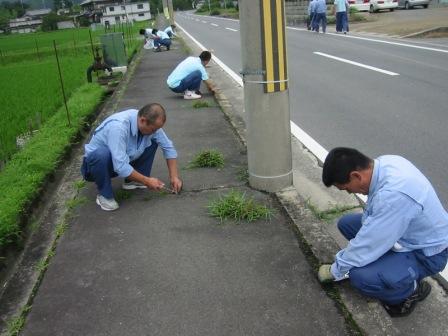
[139,29,146,35]
[199,50,212,62]
[322,147,372,187]
[138,103,166,125]
[171,24,176,29]
[152,29,158,35]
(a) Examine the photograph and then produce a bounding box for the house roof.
[25,9,52,16]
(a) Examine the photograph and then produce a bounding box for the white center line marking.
[314,52,399,76]
[202,20,207,23]
[211,23,219,27]
[225,27,238,32]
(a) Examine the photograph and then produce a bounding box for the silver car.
[398,0,430,9]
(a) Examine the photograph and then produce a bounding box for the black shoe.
[383,280,431,318]
[154,47,162,52]
[195,90,202,95]
[166,45,170,50]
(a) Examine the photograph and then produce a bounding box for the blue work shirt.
[84,109,177,178]
[167,56,209,89]
[164,26,176,36]
[155,30,170,40]
[308,0,315,14]
[315,0,327,13]
[334,0,348,12]
[331,155,448,280]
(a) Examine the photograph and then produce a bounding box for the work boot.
[383,280,431,318]
[96,195,119,211]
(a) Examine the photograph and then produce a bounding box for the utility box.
[100,33,127,68]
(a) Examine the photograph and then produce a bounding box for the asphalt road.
[175,12,448,207]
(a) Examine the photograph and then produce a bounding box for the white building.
[100,2,151,26]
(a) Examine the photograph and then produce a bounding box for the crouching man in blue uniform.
[81,103,182,211]
[318,147,448,317]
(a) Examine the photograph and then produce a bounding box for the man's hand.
[318,264,334,283]
[145,177,165,191]
[170,177,182,194]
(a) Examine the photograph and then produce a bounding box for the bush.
[210,9,221,15]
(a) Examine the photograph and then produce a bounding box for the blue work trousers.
[170,70,202,93]
[336,11,348,32]
[313,12,327,33]
[81,141,158,199]
[338,213,448,304]
[154,38,171,49]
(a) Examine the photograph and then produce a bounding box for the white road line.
[211,23,219,27]
[314,52,399,76]
[287,26,448,54]
[225,27,238,32]
[201,20,207,23]
[176,21,368,206]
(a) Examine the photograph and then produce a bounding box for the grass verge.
[0,83,105,252]
[208,190,273,223]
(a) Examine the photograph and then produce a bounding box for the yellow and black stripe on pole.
[260,0,288,93]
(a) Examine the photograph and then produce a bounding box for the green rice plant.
[187,149,224,169]
[0,83,104,250]
[208,190,273,223]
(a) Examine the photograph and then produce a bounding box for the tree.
[41,12,64,31]
[0,8,12,33]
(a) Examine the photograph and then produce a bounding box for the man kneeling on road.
[167,50,215,100]
[318,147,448,317]
[81,103,182,211]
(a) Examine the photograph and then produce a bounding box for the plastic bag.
[144,39,154,50]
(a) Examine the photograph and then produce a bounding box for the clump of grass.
[208,190,273,223]
[115,190,132,202]
[188,149,224,169]
[192,101,211,109]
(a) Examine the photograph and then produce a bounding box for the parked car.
[398,0,429,9]
[348,0,370,12]
[369,0,398,12]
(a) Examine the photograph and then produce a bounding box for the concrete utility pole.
[239,0,293,192]
[167,0,175,25]
[162,0,169,20]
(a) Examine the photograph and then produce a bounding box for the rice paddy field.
[0,21,148,162]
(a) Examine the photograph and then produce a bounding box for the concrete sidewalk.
[17,36,351,335]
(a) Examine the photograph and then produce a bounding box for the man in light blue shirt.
[167,51,215,100]
[319,147,448,317]
[164,24,176,38]
[151,29,171,52]
[81,103,182,211]
[313,0,327,33]
[334,0,349,33]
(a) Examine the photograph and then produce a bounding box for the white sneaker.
[183,90,202,100]
[96,195,119,211]
[122,180,147,190]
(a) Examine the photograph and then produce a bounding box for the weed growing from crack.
[192,101,211,109]
[6,305,31,336]
[187,149,224,169]
[73,179,87,191]
[66,196,87,211]
[305,199,360,222]
[115,190,132,202]
[55,222,68,238]
[208,190,273,223]
[237,167,249,182]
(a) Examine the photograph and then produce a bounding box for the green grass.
[192,100,212,108]
[208,190,273,222]
[0,83,105,250]
[187,149,224,169]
